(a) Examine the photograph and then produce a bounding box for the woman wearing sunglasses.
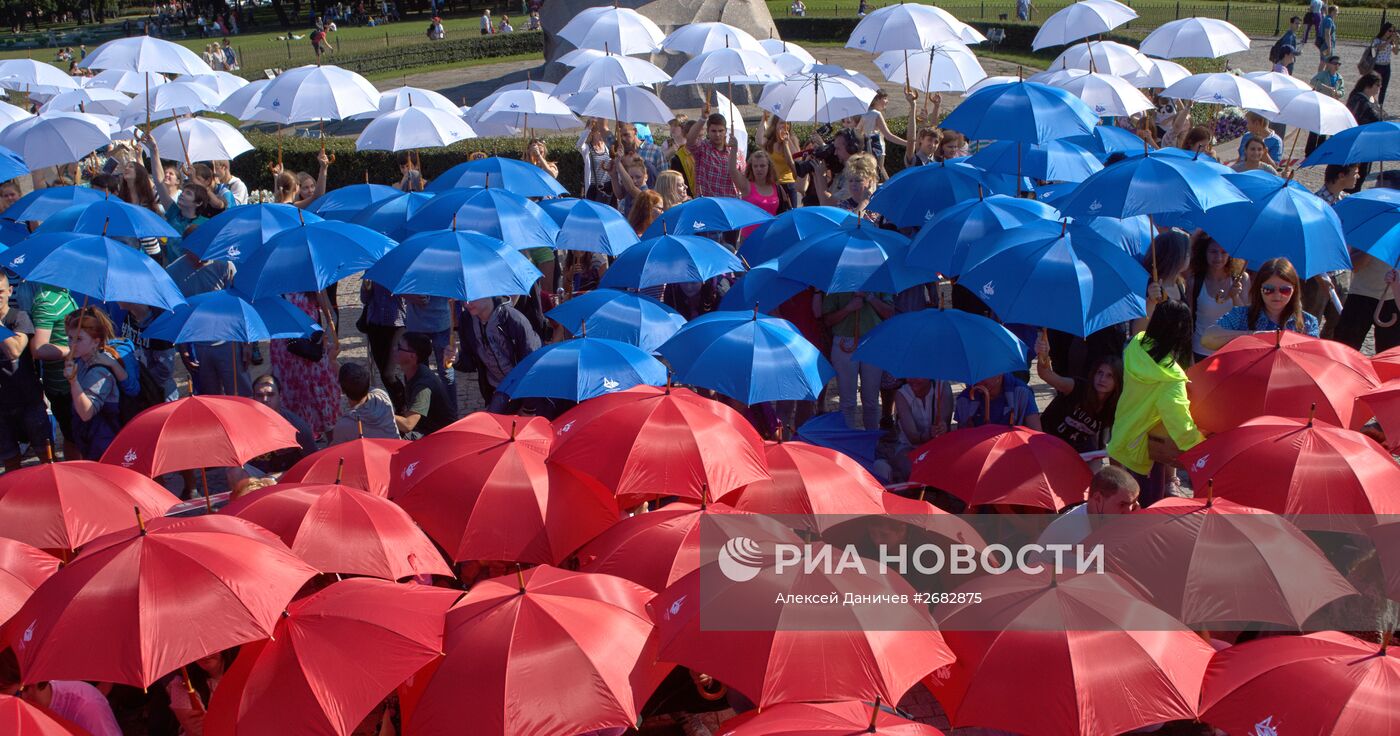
[1201,257,1320,351]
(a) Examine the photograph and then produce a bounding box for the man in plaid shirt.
[619,122,665,184]
[685,107,745,198]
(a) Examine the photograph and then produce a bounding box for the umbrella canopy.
[1200,632,1400,736]
[0,461,179,552]
[661,21,765,55]
[355,106,476,151]
[757,74,877,124]
[407,566,662,736]
[538,197,639,256]
[1180,414,1400,518]
[2,186,107,223]
[669,48,783,87]
[79,36,213,76]
[469,89,579,132]
[1128,57,1193,89]
[1160,72,1278,112]
[1377,346,1400,381]
[847,4,979,52]
[548,385,770,504]
[179,70,248,97]
[4,515,316,688]
[118,81,223,126]
[38,87,131,117]
[643,196,774,238]
[564,85,674,125]
[722,440,887,525]
[910,425,1092,510]
[739,206,858,264]
[305,183,398,223]
[0,233,186,310]
[204,579,458,736]
[875,43,987,94]
[1359,380,1400,451]
[558,5,665,55]
[1301,120,1400,167]
[1056,151,1249,219]
[0,112,110,170]
[546,289,686,352]
[1333,187,1400,268]
[1033,0,1139,49]
[347,191,435,241]
[598,233,745,289]
[0,144,22,182]
[143,290,319,345]
[855,308,1028,384]
[428,157,567,197]
[100,395,303,476]
[553,54,672,98]
[389,413,619,564]
[940,81,1098,144]
[1187,331,1381,434]
[33,199,178,240]
[257,64,379,122]
[280,438,409,497]
[868,160,1008,228]
[1049,40,1152,78]
[907,194,1058,275]
[183,202,328,264]
[658,311,834,404]
[718,260,809,313]
[1192,170,1350,277]
[722,701,945,736]
[575,501,745,593]
[775,223,911,293]
[1140,17,1252,58]
[0,694,85,735]
[0,539,59,627]
[85,69,169,95]
[362,230,541,301]
[1266,87,1358,136]
[367,85,460,116]
[966,139,1105,183]
[231,220,396,300]
[407,186,558,249]
[0,59,80,94]
[499,337,667,401]
[1243,70,1313,95]
[0,100,33,130]
[1063,124,1157,157]
[216,78,278,122]
[1043,69,1155,117]
[150,116,253,164]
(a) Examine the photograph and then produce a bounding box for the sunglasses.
[1260,284,1295,297]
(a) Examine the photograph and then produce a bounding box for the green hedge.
[235,31,544,79]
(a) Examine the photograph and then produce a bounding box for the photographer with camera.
[789,128,862,207]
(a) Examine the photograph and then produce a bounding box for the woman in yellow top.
[760,113,801,212]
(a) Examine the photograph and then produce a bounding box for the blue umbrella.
[860,241,939,294]
[0,146,26,182]
[1056,151,1248,220]
[181,204,325,262]
[1062,125,1154,157]
[642,196,775,238]
[538,198,640,256]
[795,411,882,473]
[960,220,1150,337]
[4,186,108,223]
[907,194,1058,276]
[1153,147,1233,174]
[598,234,745,290]
[0,323,15,342]
[1071,215,1154,258]
[738,206,857,264]
[545,288,686,352]
[658,310,834,404]
[34,199,178,239]
[363,230,542,301]
[939,81,1098,144]
[1191,170,1350,278]
[306,183,400,221]
[868,160,1008,228]
[497,337,666,401]
[854,307,1028,383]
[777,222,911,294]
[428,158,568,198]
[1300,121,1400,167]
[0,233,186,310]
[233,221,397,300]
[966,139,1105,183]
[1334,187,1400,265]
[407,187,559,250]
[349,191,436,240]
[718,260,809,313]
[0,220,25,247]
[144,290,320,344]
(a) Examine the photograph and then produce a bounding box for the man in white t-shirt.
[1036,465,1141,551]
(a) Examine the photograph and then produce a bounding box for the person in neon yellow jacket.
[1106,300,1205,505]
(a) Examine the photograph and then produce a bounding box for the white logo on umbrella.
[226,244,241,259]
[718,536,764,582]
[602,377,620,390]
[981,281,995,298]
[1193,454,1209,471]
[1252,717,1279,736]
[1088,200,1103,212]
[403,460,420,478]
[666,594,687,619]
[21,619,35,645]
[10,254,23,265]
[122,448,138,467]
[558,420,575,434]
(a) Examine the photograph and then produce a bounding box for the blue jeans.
[144,347,179,403]
[191,343,251,398]
[405,329,456,412]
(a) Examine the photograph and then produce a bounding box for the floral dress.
[270,292,342,436]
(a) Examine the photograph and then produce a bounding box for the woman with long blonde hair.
[655,170,690,210]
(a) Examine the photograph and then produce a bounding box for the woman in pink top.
[727,133,785,239]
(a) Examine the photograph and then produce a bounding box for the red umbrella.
[908,425,1090,511]
[0,695,85,735]
[222,483,450,580]
[719,700,945,735]
[205,578,460,736]
[390,413,619,564]
[0,539,58,627]
[1180,415,1400,518]
[0,461,180,551]
[101,395,301,477]
[723,440,887,532]
[4,514,318,688]
[1375,345,1400,382]
[1367,521,1400,603]
[575,501,742,593]
[1187,331,1380,434]
[1200,631,1400,735]
[925,571,1214,736]
[1357,379,1400,452]
[1086,496,1357,628]
[548,386,770,505]
[406,566,662,736]
[822,492,987,555]
[280,439,410,497]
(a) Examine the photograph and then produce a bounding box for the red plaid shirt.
[687,138,744,198]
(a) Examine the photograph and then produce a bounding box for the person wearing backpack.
[62,308,125,461]
[1271,16,1301,73]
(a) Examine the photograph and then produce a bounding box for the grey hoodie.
[331,388,400,444]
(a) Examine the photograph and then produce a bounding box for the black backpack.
[95,361,165,424]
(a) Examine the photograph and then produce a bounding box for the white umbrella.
[1140,18,1251,59]
[257,64,380,122]
[668,48,784,87]
[0,100,33,131]
[1243,71,1313,96]
[79,36,212,76]
[875,42,986,93]
[556,48,610,68]
[553,54,671,97]
[0,60,80,94]
[1127,58,1192,89]
[771,53,814,76]
[119,81,224,127]
[1045,69,1154,116]
[761,39,817,66]
[472,89,581,131]
[800,64,881,91]
[1266,88,1357,135]
[660,22,765,56]
[1032,0,1139,50]
[1049,41,1152,78]
[463,80,559,128]
[217,79,282,122]
[559,6,665,56]
[565,85,675,124]
[84,69,168,95]
[0,112,111,169]
[368,86,460,116]
[966,75,1019,95]
[38,87,131,117]
[178,71,249,99]
[759,74,876,123]
[847,4,977,53]
[356,106,476,151]
[152,116,254,163]
[1161,73,1278,113]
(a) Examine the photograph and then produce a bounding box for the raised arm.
[875,110,906,149]
[808,158,835,206]
[727,132,750,197]
[147,135,176,209]
[686,103,708,149]
[904,89,920,166]
[1034,331,1076,395]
